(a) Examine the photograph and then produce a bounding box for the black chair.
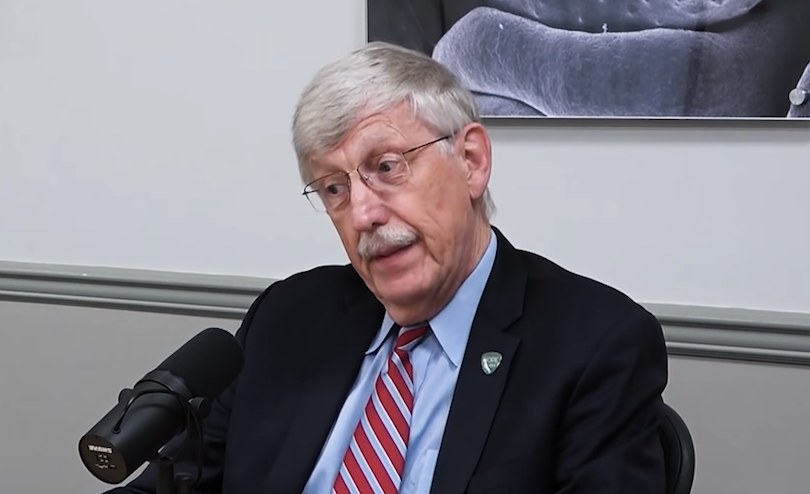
[659,402,696,494]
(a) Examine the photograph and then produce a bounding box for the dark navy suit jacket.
[106,227,668,493]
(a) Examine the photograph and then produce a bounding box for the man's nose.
[348,176,389,231]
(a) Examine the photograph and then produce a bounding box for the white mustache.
[357,226,419,259]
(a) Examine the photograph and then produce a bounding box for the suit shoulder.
[244,263,368,321]
[276,264,358,290]
[517,249,655,325]
[255,264,360,306]
[237,264,364,344]
[512,249,665,368]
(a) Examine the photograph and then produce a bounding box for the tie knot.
[395,325,428,351]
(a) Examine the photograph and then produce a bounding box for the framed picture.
[367,0,810,119]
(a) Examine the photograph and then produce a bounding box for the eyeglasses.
[302,135,452,213]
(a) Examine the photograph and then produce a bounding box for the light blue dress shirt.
[303,230,498,493]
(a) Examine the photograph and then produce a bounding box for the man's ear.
[456,122,492,202]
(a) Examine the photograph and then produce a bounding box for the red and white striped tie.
[332,325,429,494]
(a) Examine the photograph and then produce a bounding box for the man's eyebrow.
[307,160,345,181]
[356,138,403,161]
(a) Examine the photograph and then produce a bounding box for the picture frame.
[366,0,810,120]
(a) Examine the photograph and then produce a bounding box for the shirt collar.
[367,228,498,367]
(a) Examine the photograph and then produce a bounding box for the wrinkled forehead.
[307,107,427,177]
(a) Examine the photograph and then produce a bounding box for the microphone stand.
[118,371,212,494]
[155,458,192,494]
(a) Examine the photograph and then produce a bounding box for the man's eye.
[323,183,347,196]
[378,160,396,173]
[375,155,404,174]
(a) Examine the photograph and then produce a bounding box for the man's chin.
[375,289,434,325]
[369,274,431,313]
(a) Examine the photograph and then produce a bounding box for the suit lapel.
[265,277,384,494]
[430,228,528,494]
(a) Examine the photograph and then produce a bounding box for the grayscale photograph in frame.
[367,0,810,120]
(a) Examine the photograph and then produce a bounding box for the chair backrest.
[659,402,696,494]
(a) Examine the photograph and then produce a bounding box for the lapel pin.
[481,351,503,375]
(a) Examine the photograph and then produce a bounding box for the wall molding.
[3,260,810,367]
[647,303,810,366]
[0,261,267,319]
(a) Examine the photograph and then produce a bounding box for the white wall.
[1,0,809,313]
[664,356,810,494]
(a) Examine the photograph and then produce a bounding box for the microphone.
[78,327,244,486]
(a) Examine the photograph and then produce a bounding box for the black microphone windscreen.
[155,327,244,400]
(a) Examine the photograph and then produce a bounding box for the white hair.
[291,41,495,220]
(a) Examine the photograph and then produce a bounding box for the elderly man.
[104,42,668,494]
